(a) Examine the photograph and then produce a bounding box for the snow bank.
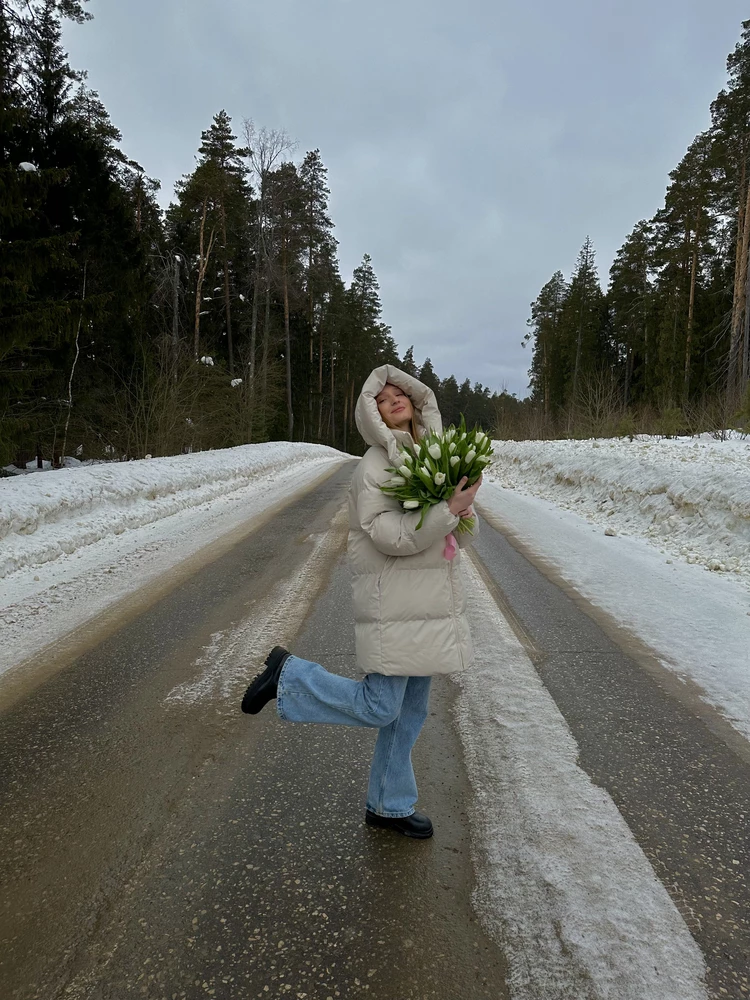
[0,443,345,580]
[487,436,750,586]
[456,561,708,1000]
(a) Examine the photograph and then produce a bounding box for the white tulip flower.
[421,465,431,477]
[477,456,491,465]
[449,441,457,454]
[388,475,406,485]
[434,472,446,485]
[460,432,467,441]
[398,465,412,478]
[450,456,460,467]
[464,449,476,464]
[428,444,442,460]
[403,500,420,509]
[475,431,486,443]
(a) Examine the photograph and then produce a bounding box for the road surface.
[1,462,747,998]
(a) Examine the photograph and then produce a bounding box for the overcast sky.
[64,0,748,398]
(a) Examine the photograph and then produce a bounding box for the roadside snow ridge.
[488,436,750,586]
[0,443,346,580]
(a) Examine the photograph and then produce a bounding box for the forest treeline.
[0,0,505,469]
[523,20,750,440]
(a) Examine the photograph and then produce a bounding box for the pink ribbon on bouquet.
[443,532,458,561]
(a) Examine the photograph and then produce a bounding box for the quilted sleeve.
[356,465,460,556]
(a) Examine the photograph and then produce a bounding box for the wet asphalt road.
[2,464,749,999]
[474,502,750,1000]
[0,464,508,1000]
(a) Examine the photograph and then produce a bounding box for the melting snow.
[487,435,750,585]
[481,435,750,740]
[0,443,349,679]
[456,559,708,1000]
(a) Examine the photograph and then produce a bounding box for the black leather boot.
[241,646,291,715]
[365,809,434,839]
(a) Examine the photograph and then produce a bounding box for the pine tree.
[569,239,604,403]
[711,18,750,401]
[299,149,336,439]
[524,271,567,414]
[401,345,418,376]
[69,78,123,164]
[457,378,473,421]
[22,0,82,149]
[197,110,249,374]
[608,222,653,405]
[0,0,83,463]
[418,357,440,397]
[439,374,460,425]
[166,113,249,369]
[342,253,382,450]
[266,161,304,438]
[241,120,295,424]
[650,134,716,404]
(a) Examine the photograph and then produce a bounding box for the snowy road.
[1,459,747,999]
[0,463,507,1000]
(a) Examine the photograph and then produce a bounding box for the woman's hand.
[447,475,482,517]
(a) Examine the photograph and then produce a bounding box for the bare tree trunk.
[669,287,679,407]
[317,321,324,442]
[249,276,259,370]
[249,256,261,384]
[728,159,750,398]
[330,349,335,447]
[624,347,632,409]
[643,288,649,397]
[172,254,180,353]
[220,199,234,375]
[243,120,295,403]
[194,199,216,357]
[308,225,314,442]
[249,184,267,391]
[684,216,700,401]
[253,279,271,442]
[342,365,349,453]
[61,261,87,463]
[282,239,293,439]
[569,288,587,432]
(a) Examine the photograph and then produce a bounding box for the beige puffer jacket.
[347,365,477,677]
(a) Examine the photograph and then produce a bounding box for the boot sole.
[365,812,434,839]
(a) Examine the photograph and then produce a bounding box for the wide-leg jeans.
[276,654,431,818]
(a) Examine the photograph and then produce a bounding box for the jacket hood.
[354,365,443,464]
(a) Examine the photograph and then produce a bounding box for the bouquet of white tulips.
[380,416,493,533]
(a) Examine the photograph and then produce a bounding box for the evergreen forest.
[0,0,502,469]
[4,4,750,470]
[523,20,750,439]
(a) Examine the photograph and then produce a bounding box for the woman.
[241,365,481,839]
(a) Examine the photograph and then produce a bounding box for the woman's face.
[376,383,414,431]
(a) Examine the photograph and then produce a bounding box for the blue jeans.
[276,655,432,818]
